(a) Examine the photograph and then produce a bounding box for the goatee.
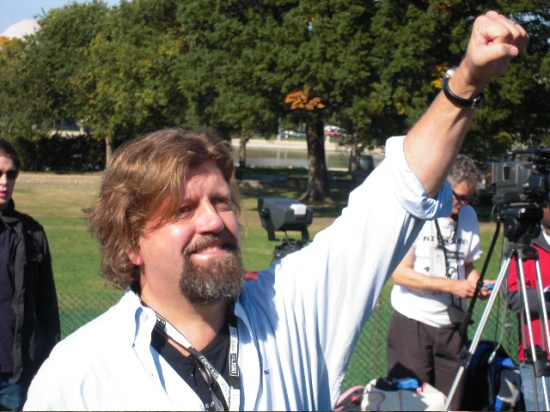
[179,231,244,305]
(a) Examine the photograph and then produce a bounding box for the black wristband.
[442,67,484,108]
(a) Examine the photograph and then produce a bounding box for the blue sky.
[0,0,121,34]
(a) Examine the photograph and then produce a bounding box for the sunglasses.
[452,189,475,203]
[0,169,19,180]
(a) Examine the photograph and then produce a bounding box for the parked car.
[325,130,341,138]
[324,125,343,139]
[281,129,306,139]
[350,154,375,183]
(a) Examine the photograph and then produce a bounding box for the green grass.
[238,165,352,180]
[15,174,122,335]
[15,171,518,385]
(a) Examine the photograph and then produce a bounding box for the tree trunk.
[105,136,114,168]
[348,132,359,173]
[300,117,331,203]
[239,135,247,169]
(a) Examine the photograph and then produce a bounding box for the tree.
[0,1,110,164]
[0,37,34,142]
[364,0,550,162]
[177,0,379,202]
[77,0,186,165]
[270,0,378,202]
[1,0,187,168]
[176,1,284,169]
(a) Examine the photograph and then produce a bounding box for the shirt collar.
[117,289,156,346]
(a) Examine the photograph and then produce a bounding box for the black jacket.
[0,199,60,383]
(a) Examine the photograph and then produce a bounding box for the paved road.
[231,138,385,162]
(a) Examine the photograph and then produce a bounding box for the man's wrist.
[442,67,485,108]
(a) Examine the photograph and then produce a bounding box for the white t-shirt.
[391,205,482,327]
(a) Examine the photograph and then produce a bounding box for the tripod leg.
[517,253,541,411]
[444,253,512,411]
[542,379,550,411]
[533,256,550,409]
[517,246,550,411]
[518,252,540,366]
[534,257,550,360]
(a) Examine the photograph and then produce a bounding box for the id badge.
[429,247,446,278]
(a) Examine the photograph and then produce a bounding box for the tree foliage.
[177,0,379,202]
[0,0,186,166]
[1,0,549,191]
[176,0,285,170]
[0,0,110,158]
[364,0,550,161]
[78,0,186,163]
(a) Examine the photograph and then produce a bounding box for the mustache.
[183,231,239,256]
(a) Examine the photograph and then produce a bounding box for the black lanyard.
[146,306,241,411]
[434,216,460,279]
[434,217,462,307]
[151,327,227,411]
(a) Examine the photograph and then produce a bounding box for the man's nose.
[196,202,225,234]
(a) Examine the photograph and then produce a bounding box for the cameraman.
[506,205,550,411]
[386,155,494,410]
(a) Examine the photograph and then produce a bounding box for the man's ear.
[127,246,143,266]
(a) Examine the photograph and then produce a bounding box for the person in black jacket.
[0,138,60,411]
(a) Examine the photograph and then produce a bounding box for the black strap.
[148,304,241,411]
[151,327,228,411]
[434,217,460,279]
[434,217,461,307]
[138,294,241,410]
[442,67,485,108]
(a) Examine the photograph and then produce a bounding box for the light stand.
[258,197,313,262]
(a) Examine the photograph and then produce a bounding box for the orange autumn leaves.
[285,90,325,110]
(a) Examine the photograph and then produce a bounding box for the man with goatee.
[24,11,528,411]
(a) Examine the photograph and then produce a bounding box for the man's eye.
[178,206,191,215]
[215,198,233,209]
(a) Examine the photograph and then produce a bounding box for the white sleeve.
[244,135,452,404]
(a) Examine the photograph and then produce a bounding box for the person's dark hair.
[88,128,241,289]
[0,138,21,169]
[448,154,481,189]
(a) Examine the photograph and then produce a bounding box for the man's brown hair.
[88,128,240,289]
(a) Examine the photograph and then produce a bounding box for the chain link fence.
[342,286,519,389]
[57,286,518,391]
[58,291,123,338]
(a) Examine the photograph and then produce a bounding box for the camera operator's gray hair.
[448,154,481,189]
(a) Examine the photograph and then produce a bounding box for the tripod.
[444,206,550,411]
[271,235,311,263]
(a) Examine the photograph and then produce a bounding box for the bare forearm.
[393,264,479,298]
[404,12,528,198]
[466,264,481,283]
[404,88,476,198]
[393,267,456,295]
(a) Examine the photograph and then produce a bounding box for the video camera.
[258,197,313,261]
[486,147,550,242]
